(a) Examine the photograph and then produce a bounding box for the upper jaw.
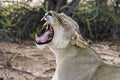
[41,11,54,25]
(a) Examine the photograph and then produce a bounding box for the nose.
[45,11,52,18]
[47,12,52,16]
[43,11,54,24]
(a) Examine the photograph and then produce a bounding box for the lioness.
[35,11,120,80]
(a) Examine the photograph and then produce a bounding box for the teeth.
[43,22,48,27]
[41,17,45,21]
[46,26,49,29]
[41,16,47,21]
[45,26,49,32]
[35,34,38,38]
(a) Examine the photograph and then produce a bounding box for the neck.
[48,45,102,80]
[49,45,101,62]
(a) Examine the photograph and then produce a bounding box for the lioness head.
[35,11,87,49]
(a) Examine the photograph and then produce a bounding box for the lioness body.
[36,11,120,80]
[49,45,120,80]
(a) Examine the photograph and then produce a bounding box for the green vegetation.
[72,0,120,41]
[0,0,120,42]
[6,60,13,68]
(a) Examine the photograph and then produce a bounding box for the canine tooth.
[41,17,45,21]
[35,34,37,38]
[43,22,48,27]
[46,26,49,29]
[45,26,49,32]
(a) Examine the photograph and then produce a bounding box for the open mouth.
[35,12,54,44]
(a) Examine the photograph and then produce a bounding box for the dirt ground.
[0,41,120,80]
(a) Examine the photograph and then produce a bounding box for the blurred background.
[0,0,120,43]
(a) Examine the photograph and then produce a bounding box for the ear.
[71,31,88,48]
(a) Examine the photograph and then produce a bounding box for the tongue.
[36,30,52,43]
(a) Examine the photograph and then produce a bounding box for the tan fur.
[36,11,120,80]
